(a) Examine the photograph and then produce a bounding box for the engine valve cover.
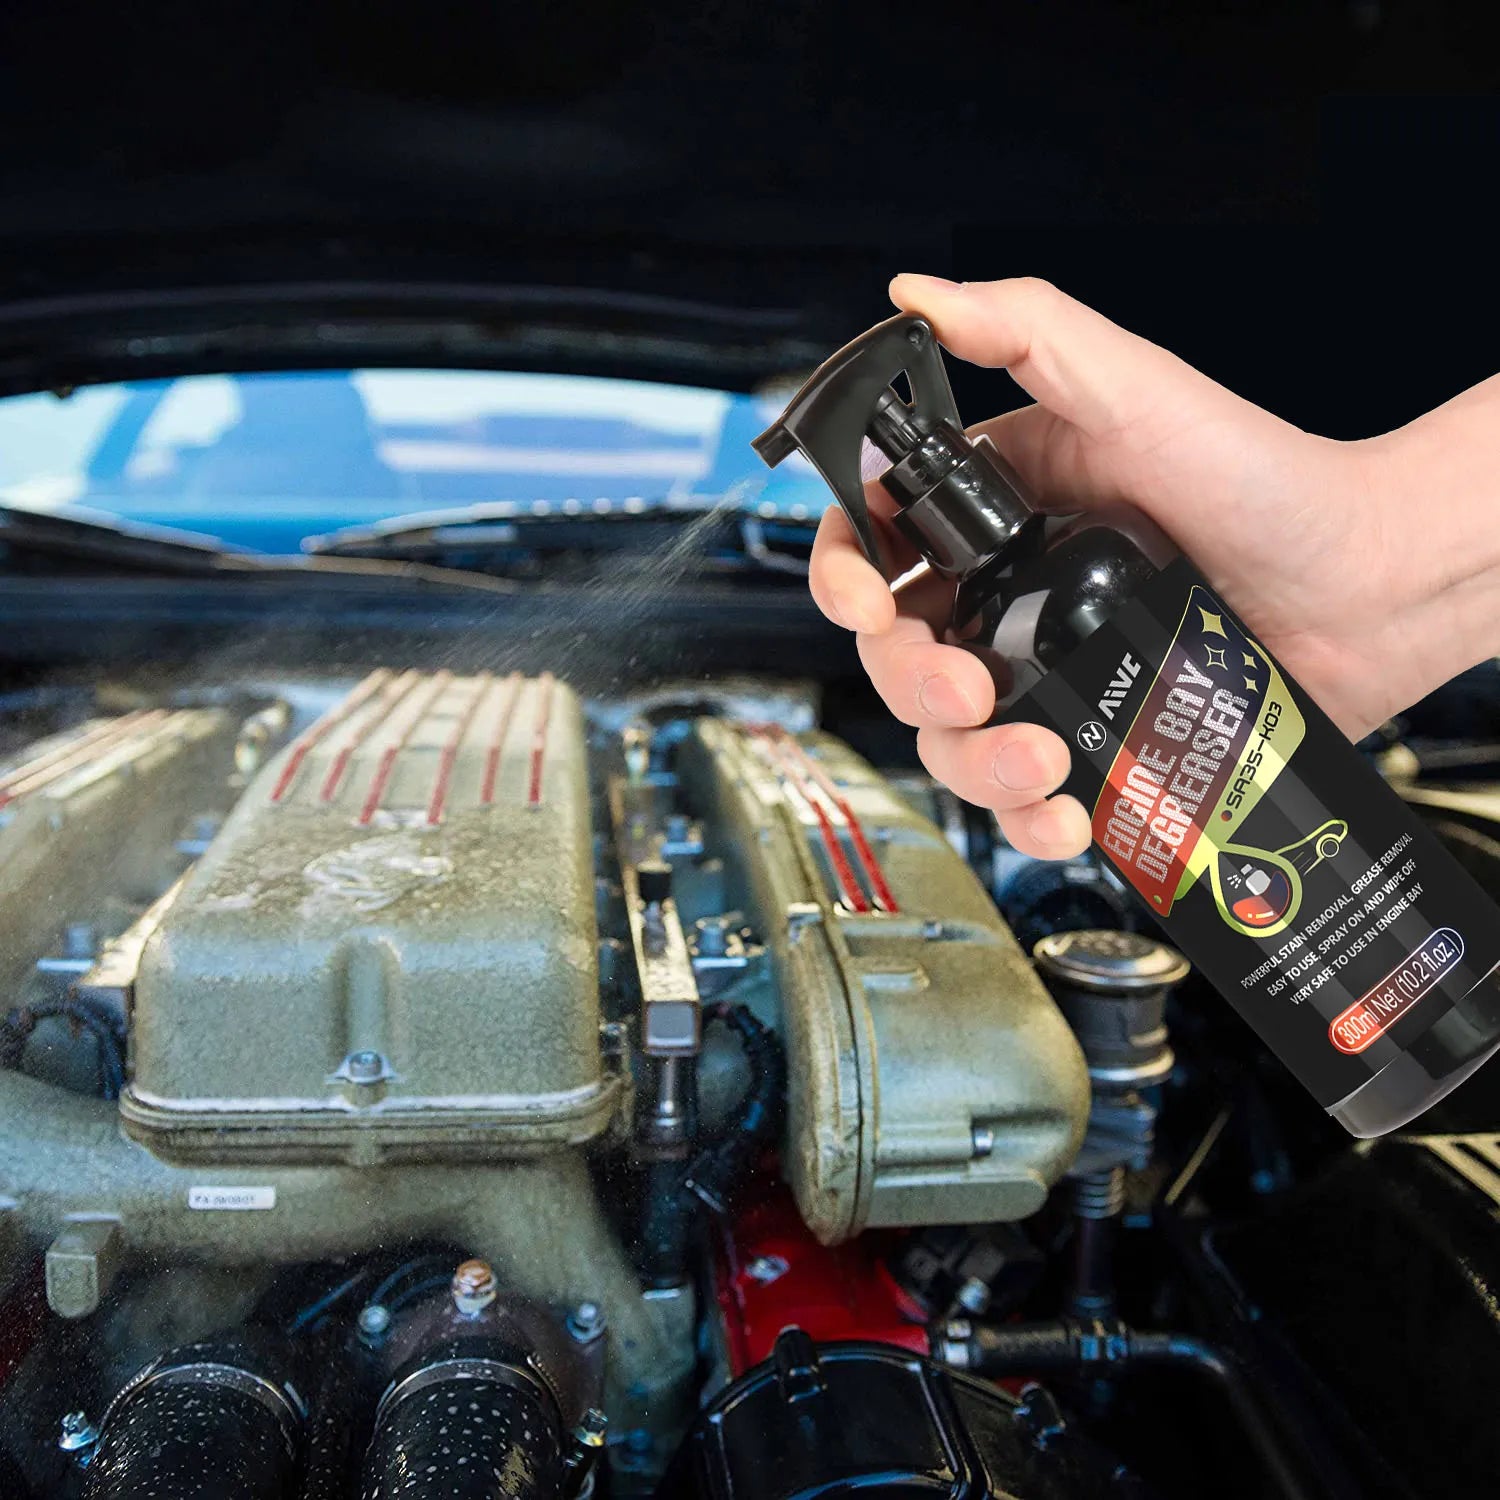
[123,670,619,1164]
[680,722,1089,1242]
[0,706,236,1004]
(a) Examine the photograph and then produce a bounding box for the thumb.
[890,274,1247,442]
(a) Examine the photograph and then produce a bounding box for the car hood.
[0,2,1326,399]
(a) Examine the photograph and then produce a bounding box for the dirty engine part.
[124,669,619,1165]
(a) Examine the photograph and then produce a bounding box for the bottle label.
[1002,558,1500,1107]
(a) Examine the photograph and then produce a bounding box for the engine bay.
[1,667,1497,1500]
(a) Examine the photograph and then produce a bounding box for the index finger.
[808,475,921,635]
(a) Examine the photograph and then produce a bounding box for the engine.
[0,673,1104,1499]
[7,671,1492,1499]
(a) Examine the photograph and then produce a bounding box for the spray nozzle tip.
[751,423,797,468]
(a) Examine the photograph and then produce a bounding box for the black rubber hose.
[1152,1194,1366,1500]
[365,1250,467,1313]
[252,1243,471,1337]
[639,1157,695,1289]
[360,1342,564,1500]
[249,1259,376,1338]
[950,1319,1317,1500]
[82,1338,303,1500]
[639,1004,784,1287]
[1066,1211,1118,1319]
[685,1004,785,1210]
[1127,1331,1310,1500]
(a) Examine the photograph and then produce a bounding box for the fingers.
[999,795,1093,859]
[918,721,1092,858]
[917,720,1069,809]
[968,403,1121,513]
[858,614,995,728]
[889,273,1237,443]
[809,470,932,632]
[809,504,897,633]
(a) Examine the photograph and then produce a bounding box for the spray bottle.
[755,313,1500,1136]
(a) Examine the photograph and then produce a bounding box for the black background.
[1,1,1498,438]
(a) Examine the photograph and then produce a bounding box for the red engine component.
[713,1188,928,1375]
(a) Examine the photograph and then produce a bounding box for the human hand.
[810,274,1500,858]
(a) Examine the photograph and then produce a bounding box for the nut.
[58,1410,99,1453]
[567,1299,605,1340]
[347,1050,384,1082]
[451,1259,498,1316]
[956,1276,992,1315]
[746,1254,789,1285]
[573,1408,608,1449]
[694,916,731,957]
[357,1303,392,1339]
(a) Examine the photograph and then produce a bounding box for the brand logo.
[1077,720,1107,753]
[1097,652,1141,719]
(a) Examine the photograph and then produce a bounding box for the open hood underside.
[0,0,1384,396]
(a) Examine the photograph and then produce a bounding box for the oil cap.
[1034,930,1189,1089]
[1034,929,1190,993]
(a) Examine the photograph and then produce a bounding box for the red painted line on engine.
[426,672,492,825]
[770,727,900,914]
[270,669,391,803]
[808,795,870,911]
[355,670,452,825]
[479,673,524,805]
[526,673,556,807]
[317,747,354,804]
[840,813,899,913]
[357,748,401,824]
[0,710,167,811]
[752,725,870,913]
[319,670,418,805]
[0,711,146,796]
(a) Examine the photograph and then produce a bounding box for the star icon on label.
[1244,676,1259,691]
[1243,651,1258,667]
[1204,645,1228,670]
[1198,607,1228,637]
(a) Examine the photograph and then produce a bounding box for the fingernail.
[994,740,1054,792]
[892,272,959,291]
[917,673,979,725]
[831,590,881,634]
[1027,801,1080,848]
[825,590,854,629]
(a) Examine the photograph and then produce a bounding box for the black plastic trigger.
[751,314,958,579]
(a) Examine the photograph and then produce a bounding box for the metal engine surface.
[680,720,1090,1243]
[0,707,237,1004]
[123,670,620,1164]
[0,672,1097,1470]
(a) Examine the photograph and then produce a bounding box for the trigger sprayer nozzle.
[753,313,1041,581]
[867,388,923,459]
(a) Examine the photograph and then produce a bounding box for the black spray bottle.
[755,313,1500,1136]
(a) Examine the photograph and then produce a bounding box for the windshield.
[0,369,829,554]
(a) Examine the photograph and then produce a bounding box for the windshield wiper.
[0,502,255,575]
[304,500,816,576]
[0,502,520,594]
